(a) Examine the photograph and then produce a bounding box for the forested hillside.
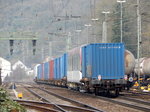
[0,0,150,67]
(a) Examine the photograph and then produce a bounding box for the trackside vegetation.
[0,87,26,112]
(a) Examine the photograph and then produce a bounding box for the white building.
[12,60,34,76]
[12,60,28,71]
[0,57,11,82]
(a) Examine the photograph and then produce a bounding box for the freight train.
[34,43,135,96]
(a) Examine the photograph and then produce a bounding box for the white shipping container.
[67,71,82,83]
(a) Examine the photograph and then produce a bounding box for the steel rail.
[24,87,67,112]
[24,82,150,112]
[119,96,150,106]
[45,85,150,112]
[81,92,150,112]
[32,81,150,112]
[108,98,150,112]
[38,87,104,112]
[19,101,59,112]
[126,91,150,96]
[20,103,58,112]
[14,99,100,112]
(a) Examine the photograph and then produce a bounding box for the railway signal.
[0,32,38,55]
[9,40,14,55]
[32,40,37,55]
[10,48,13,55]
[33,48,36,55]
[9,40,14,47]
[32,40,37,47]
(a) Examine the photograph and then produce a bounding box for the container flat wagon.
[35,43,135,97]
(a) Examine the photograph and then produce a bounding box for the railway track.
[107,97,150,112]
[66,89,150,112]
[14,99,101,112]
[124,91,150,96]
[21,86,103,112]
[37,84,150,112]
[13,100,59,112]
[80,91,150,112]
[119,96,150,106]
[17,83,150,112]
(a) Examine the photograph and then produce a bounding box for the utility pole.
[49,42,52,57]
[137,0,141,88]
[22,42,25,63]
[91,18,99,43]
[67,32,72,51]
[84,24,92,44]
[91,0,99,43]
[41,47,44,61]
[102,11,110,43]
[75,30,82,46]
[117,0,126,43]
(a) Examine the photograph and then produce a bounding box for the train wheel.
[95,88,99,95]
[114,89,119,97]
[106,90,110,97]
[109,89,119,97]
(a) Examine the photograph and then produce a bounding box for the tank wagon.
[125,50,135,75]
[134,57,150,76]
[35,43,135,96]
[133,57,150,86]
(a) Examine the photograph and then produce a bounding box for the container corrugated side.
[37,64,42,80]
[34,64,40,78]
[60,55,64,79]
[54,59,57,79]
[64,53,68,77]
[41,63,44,80]
[67,47,82,83]
[54,58,60,80]
[49,60,54,80]
[37,65,40,79]
[60,53,67,79]
[82,43,125,79]
[57,57,61,79]
[44,62,49,80]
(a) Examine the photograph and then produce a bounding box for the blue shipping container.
[64,53,68,77]
[57,57,61,79]
[37,64,42,80]
[82,43,125,79]
[44,62,49,80]
[37,65,40,79]
[60,53,68,78]
[54,58,61,80]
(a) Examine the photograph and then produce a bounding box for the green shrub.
[0,87,26,112]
